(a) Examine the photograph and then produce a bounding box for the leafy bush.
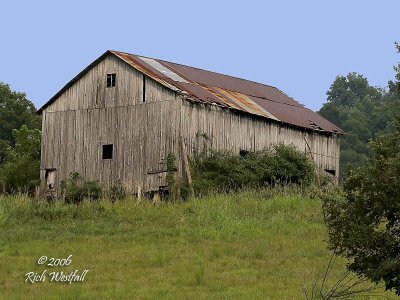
[108,181,126,202]
[191,144,315,196]
[61,172,102,203]
[0,125,41,193]
[322,115,400,296]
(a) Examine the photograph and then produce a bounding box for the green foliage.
[194,264,205,285]
[395,42,400,95]
[0,125,41,193]
[0,82,42,194]
[1,190,393,298]
[166,153,178,199]
[302,254,381,299]
[326,72,384,108]
[108,181,126,202]
[81,181,102,201]
[191,144,315,196]
[0,139,10,165]
[0,82,41,147]
[164,153,193,201]
[319,70,400,179]
[61,172,102,203]
[322,115,400,295]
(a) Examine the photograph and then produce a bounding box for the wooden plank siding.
[40,54,340,196]
[179,100,340,178]
[40,54,180,195]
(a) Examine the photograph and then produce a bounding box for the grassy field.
[0,190,391,299]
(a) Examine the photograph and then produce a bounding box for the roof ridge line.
[157,58,290,95]
[110,50,294,99]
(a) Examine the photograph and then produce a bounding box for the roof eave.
[181,95,343,135]
[37,50,114,114]
[37,50,343,136]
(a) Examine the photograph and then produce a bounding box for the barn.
[38,50,342,197]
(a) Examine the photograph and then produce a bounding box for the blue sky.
[0,0,399,111]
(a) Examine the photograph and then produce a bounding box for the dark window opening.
[240,149,250,157]
[325,169,336,176]
[106,73,116,87]
[45,168,56,190]
[102,144,113,159]
[143,74,146,102]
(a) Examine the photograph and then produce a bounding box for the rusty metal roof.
[39,50,342,134]
[113,51,342,134]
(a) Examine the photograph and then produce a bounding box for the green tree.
[326,72,383,107]
[0,140,9,165]
[322,115,400,295]
[319,71,399,179]
[0,82,41,147]
[0,125,41,192]
[395,42,400,94]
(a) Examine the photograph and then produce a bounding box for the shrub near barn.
[190,144,316,196]
[322,115,400,295]
[0,126,41,194]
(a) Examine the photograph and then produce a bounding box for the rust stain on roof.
[111,51,180,92]
[114,51,341,134]
[214,88,279,121]
[39,50,342,134]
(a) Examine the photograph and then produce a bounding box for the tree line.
[0,43,399,295]
[321,43,400,296]
[0,82,41,192]
[1,45,399,191]
[319,71,400,179]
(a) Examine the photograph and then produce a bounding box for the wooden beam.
[181,137,194,196]
[304,136,320,185]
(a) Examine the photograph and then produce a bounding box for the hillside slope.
[0,191,386,299]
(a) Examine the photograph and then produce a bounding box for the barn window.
[102,144,113,159]
[45,169,56,189]
[325,169,336,176]
[240,149,250,157]
[106,73,116,87]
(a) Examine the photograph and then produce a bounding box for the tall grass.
[0,188,392,299]
[0,185,317,222]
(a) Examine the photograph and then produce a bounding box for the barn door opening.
[45,169,57,200]
[45,169,57,190]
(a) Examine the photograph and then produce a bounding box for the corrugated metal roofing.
[39,50,342,134]
[137,56,189,83]
[112,51,342,134]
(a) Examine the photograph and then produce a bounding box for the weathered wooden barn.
[38,50,342,196]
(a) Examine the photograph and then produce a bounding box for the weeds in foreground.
[194,264,205,286]
[0,188,395,299]
[0,184,335,225]
[302,254,390,300]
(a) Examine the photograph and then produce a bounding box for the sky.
[0,0,399,111]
